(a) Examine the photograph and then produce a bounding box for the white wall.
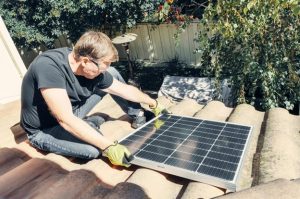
[0,16,27,104]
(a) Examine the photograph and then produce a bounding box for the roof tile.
[227,104,265,190]
[0,147,29,175]
[35,170,107,199]
[80,159,134,186]
[126,168,184,199]
[260,108,300,183]
[181,182,225,199]
[168,98,204,116]
[0,158,64,197]
[194,101,233,121]
[103,182,149,199]
[217,178,300,199]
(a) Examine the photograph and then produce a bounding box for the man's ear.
[81,57,89,66]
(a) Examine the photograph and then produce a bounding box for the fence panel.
[19,23,202,66]
[125,23,201,65]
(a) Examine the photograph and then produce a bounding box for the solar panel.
[120,114,253,191]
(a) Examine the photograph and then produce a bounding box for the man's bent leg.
[28,125,101,159]
[73,94,106,129]
[73,94,102,118]
[105,67,142,117]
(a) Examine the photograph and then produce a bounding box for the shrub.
[0,0,205,49]
[198,0,300,111]
[0,0,162,49]
[147,0,207,44]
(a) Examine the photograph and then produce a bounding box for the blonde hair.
[74,31,118,62]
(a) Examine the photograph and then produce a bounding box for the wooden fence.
[19,22,202,67]
[121,22,202,65]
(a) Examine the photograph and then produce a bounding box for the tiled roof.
[0,95,300,199]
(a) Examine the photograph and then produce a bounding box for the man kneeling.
[20,31,164,167]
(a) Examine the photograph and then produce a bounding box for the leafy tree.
[0,0,162,49]
[198,0,300,111]
[0,0,206,49]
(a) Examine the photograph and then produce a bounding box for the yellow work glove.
[102,141,132,168]
[154,119,165,130]
[150,100,170,117]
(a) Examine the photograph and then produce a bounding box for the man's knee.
[29,135,101,159]
[79,145,101,159]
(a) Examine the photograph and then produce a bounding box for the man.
[20,31,164,167]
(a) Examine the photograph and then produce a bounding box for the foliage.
[0,0,161,49]
[198,0,300,111]
[147,0,208,45]
[0,0,207,49]
[148,0,208,23]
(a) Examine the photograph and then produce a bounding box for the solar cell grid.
[178,145,208,156]
[120,114,252,191]
[212,145,243,157]
[166,157,199,171]
[171,150,205,162]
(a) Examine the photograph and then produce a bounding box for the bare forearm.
[59,115,113,150]
[111,84,156,107]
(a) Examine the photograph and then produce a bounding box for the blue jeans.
[28,67,141,159]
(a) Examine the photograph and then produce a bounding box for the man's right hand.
[102,141,132,167]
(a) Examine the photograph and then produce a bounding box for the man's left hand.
[150,100,170,117]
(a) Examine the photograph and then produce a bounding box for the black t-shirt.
[21,47,113,134]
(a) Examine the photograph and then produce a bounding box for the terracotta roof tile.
[80,159,134,186]
[259,108,300,183]
[226,104,265,190]
[294,178,300,185]
[0,148,29,176]
[181,182,225,199]
[103,182,149,199]
[168,98,204,116]
[36,170,107,199]
[194,101,233,121]
[217,178,300,199]
[0,158,65,198]
[78,183,111,199]
[100,120,133,141]
[126,168,184,199]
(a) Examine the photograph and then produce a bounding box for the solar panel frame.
[120,114,253,191]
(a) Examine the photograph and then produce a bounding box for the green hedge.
[0,0,208,49]
[0,0,162,49]
[199,0,300,111]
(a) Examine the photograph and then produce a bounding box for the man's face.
[82,57,111,79]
